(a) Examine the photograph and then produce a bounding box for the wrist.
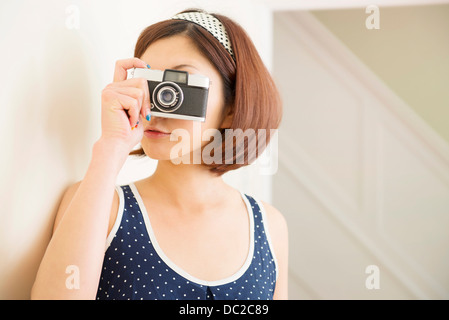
[90,139,129,176]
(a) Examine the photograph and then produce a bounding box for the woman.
[32,9,287,300]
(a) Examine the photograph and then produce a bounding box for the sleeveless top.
[96,183,278,300]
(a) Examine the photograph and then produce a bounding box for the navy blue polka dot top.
[96,183,278,300]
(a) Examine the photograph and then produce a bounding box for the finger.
[108,77,149,89]
[112,92,142,128]
[112,86,151,123]
[107,78,151,118]
[113,57,149,83]
[110,86,146,111]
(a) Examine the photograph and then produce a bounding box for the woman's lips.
[144,130,171,139]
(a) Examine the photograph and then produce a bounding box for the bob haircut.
[130,9,282,176]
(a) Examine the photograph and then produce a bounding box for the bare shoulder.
[260,200,288,241]
[260,200,289,299]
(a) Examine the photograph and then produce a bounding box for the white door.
[273,11,449,299]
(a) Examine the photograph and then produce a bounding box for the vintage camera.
[127,68,209,122]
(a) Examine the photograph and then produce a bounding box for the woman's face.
[139,34,227,162]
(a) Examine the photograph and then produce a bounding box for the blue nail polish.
[147,64,151,69]
[146,114,151,121]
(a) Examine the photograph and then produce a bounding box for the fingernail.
[146,64,151,69]
[146,114,151,121]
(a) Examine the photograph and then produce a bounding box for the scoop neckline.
[128,182,255,287]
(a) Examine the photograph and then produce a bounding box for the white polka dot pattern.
[96,185,277,300]
[172,11,235,60]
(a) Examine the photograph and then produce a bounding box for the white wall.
[0,0,273,299]
[312,4,449,144]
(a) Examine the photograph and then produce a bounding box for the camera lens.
[158,87,177,106]
[153,81,184,112]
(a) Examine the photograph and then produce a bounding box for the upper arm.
[53,180,119,237]
[261,201,289,300]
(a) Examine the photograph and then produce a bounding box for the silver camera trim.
[128,68,210,89]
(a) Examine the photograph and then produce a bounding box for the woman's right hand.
[99,58,151,156]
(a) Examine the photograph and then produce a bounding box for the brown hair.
[130,9,282,176]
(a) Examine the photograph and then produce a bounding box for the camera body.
[127,68,210,122]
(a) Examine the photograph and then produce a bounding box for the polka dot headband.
[172,11,235,61]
